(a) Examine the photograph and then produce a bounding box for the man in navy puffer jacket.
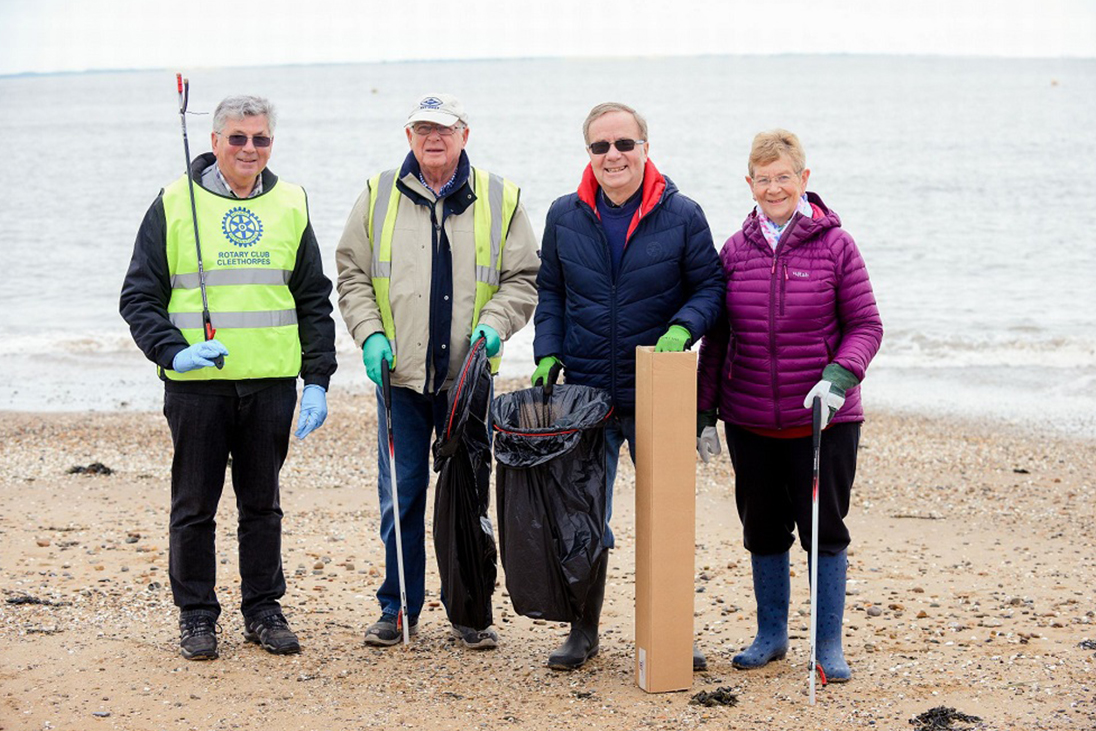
[532,102,723,672]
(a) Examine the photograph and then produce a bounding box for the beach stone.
[36,538,50,547]
[867,606,883,617]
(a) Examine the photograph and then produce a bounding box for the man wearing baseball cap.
[336,94,539,650]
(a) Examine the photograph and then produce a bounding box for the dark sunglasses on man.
[587,138,645,155]
[223,134,272,148]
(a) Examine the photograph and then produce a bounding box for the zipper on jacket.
[780,263,789,317]
[768,252,782,430]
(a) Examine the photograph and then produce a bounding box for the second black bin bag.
[492,383,613,622]
[433,338,497,631]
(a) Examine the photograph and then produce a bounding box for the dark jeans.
[726,421,860,556]
[603,413,636,549]
[374,385,449,622]
[163,382,295,620]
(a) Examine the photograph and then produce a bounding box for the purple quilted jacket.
[697,193,883,431]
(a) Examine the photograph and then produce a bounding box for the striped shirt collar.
[201,162,263,198]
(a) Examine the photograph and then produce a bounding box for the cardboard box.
[634,346,696,693]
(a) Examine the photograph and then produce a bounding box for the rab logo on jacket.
[790,270,810,279]
[222,207,264,248]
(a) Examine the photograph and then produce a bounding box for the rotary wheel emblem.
[222,207,264,247]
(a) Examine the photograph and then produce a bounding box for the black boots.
[548,551,609,670]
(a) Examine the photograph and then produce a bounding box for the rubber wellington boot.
[814,550,851,682]
[548,552,608,670]
[733,552,790,669]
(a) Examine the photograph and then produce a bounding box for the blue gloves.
[172,340,229,373]
[362,332,393,385]
[471,323,501,356]
[295,384,328,439]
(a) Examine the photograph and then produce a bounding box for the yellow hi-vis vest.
[368,167,519,374]
[161,174,308,381]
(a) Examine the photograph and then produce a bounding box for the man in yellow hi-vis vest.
[121,95,337,662]
[336,93,538,650]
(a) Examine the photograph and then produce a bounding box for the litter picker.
[175,73,223,369]
[809,395,824,704]
[381,358,410,645]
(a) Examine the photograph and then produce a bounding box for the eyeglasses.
[587,138,645,155]
[410,123,464,137]
[223,134,272,148]
[751,173,799,189]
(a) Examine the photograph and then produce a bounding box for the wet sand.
[1,382,1094,730]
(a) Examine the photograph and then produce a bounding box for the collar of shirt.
[200,162,263,198]
[418,167,459,198]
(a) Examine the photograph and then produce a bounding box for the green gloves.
[471,323,501,356]
[531,356,562,387]
[362,332,393,386]
[654,324,692,352]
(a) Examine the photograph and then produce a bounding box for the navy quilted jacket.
[533,160,724,412]
[696,193,883,431]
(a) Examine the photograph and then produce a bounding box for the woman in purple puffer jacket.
[695,129,883,683]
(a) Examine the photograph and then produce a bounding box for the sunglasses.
[223,134,272,148]
[588,138,645,155]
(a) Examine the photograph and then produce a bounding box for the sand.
[1,381,1094,730]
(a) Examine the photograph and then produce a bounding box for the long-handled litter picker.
[381,358,410,645]
[809,395,824,704]
[175,73,223,369]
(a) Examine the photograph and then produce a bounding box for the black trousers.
[163,382,295,619]
[725,421,860,556]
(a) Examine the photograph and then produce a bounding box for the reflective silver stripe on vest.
[488,172,504,261]
[476,264,500,287]
[169,310,298,329]
[371,169,399,274]
[171,269,293,289]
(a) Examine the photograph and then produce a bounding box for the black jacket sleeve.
[119,194,191,370]
[287,215,338,389]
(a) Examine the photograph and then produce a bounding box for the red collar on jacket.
[577,158,667,242]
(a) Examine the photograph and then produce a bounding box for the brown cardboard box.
[633,346,696,693]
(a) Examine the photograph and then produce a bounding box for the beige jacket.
[335,166,539,392]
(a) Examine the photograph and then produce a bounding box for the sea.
[1,55,1094,437]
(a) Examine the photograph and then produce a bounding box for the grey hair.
[213,95,277,133]
[582,102,648,144]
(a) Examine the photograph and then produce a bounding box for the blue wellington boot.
[733,552,790,669]
[814,550,851,682]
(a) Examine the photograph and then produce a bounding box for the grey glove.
[696,409,721,463]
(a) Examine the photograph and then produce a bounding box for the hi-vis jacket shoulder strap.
[367,167,519,372]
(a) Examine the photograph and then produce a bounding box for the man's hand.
[172,340,229,373]
[471,324,501,356]
[295,384,327,439]
[654,325,692,353]
[362,332,393,386]
[531,356,562,387]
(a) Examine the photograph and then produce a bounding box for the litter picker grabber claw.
[381,358,410,645]
[175,73,223,369]
[809,395,825,704]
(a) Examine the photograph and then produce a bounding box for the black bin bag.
[492,382,613,622]
[432,339,496,631]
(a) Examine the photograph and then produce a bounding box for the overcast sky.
[1,0,1093,76]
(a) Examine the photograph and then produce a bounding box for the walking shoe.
[364,613,419,647]
[693,645,708,672]
[179,614,219,661]
[243,612,301,655]
[451,623,499,650]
